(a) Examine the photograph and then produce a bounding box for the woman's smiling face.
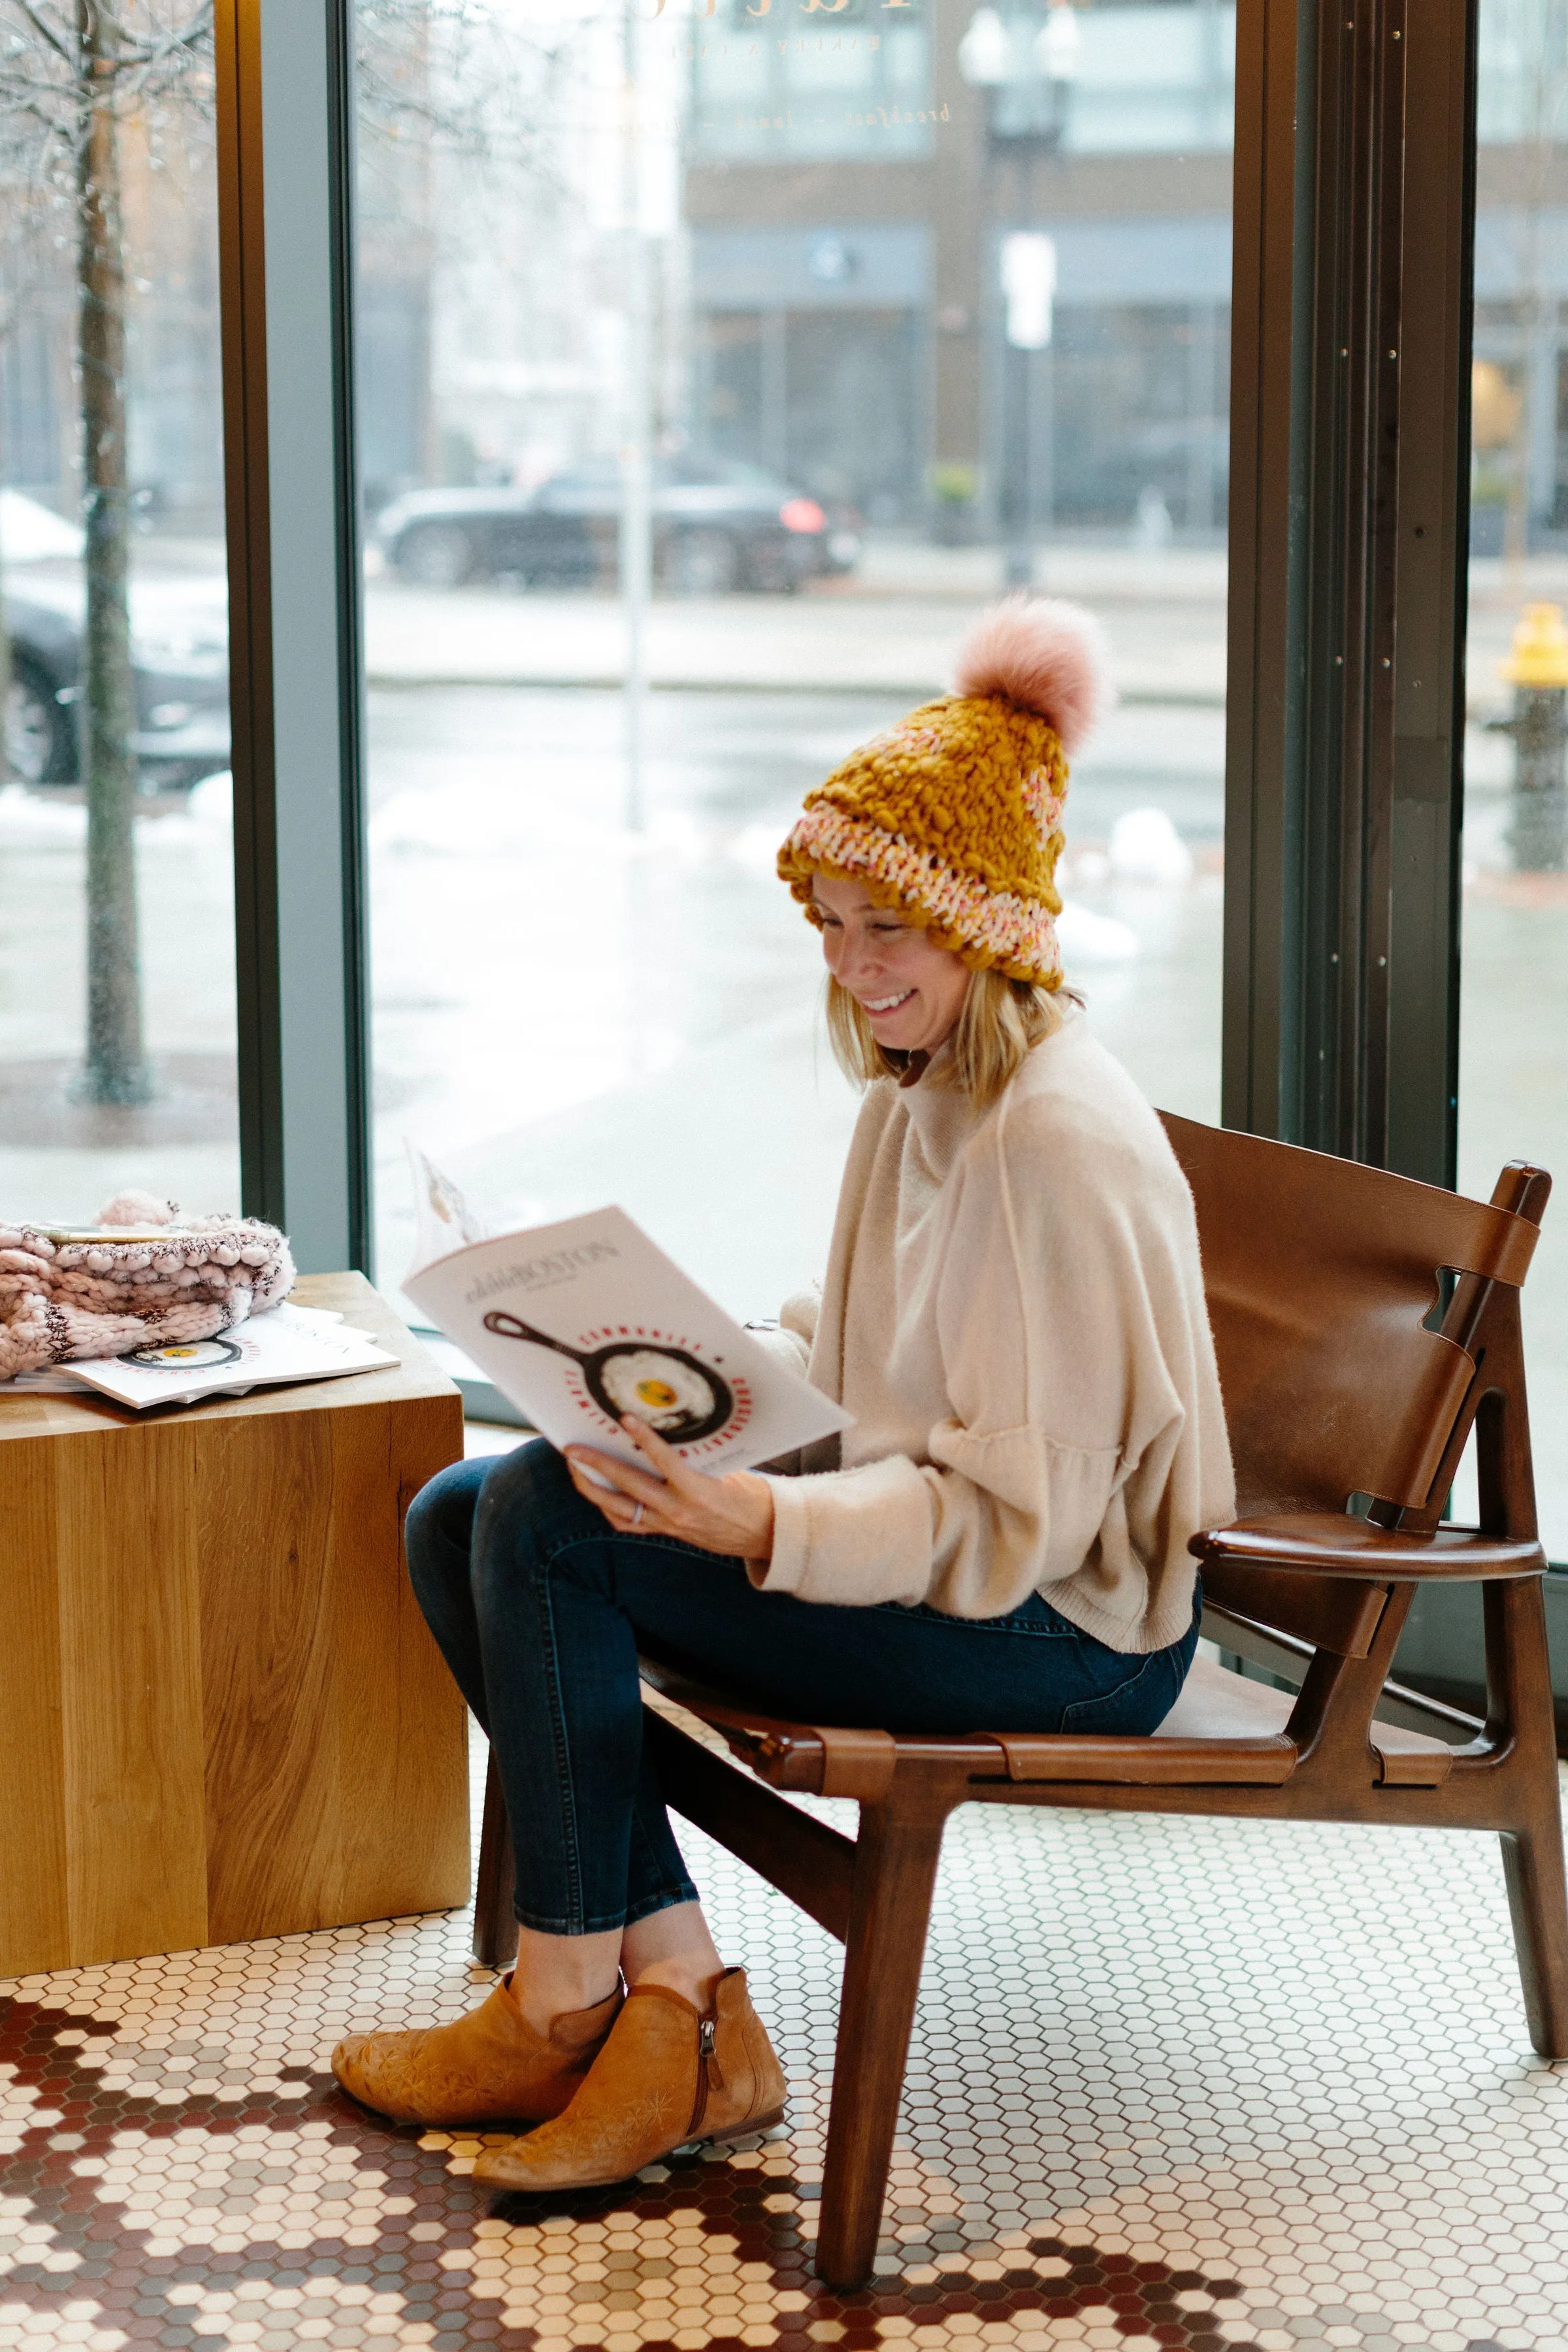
[813,874,972,1055]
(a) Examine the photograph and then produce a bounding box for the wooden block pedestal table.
[0,1272,470,1978]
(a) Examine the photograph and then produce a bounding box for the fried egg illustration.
[120,1337,244,1372]
[598,1348,719,1433]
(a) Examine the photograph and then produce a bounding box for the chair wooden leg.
[815,1799,949,2291]
[472,1748,519,1970]
[1484,1578,1568,2057]
[1500,1814,1568,2059]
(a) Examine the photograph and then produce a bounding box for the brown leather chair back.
[1159,1113,1540,1522]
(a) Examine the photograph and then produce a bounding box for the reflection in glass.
[0,0,237,1224]
[1463,0,1568,1556]
[358,0,1232,1329]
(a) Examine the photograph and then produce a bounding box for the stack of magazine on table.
[6,1298,400,1409]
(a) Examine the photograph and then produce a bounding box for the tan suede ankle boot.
[470,1966,787,2193]
[331,1975,622,2127]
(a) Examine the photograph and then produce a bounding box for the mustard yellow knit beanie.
[777,595,1107,988]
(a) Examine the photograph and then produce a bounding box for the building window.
[689,0,935,163]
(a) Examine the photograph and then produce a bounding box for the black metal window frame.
[211,0,1478,1255]
[215,0,370,1277]
[1227,0,1475,1190]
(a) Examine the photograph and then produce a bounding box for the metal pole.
[1022,346,1039,584]
[214,0,371,1267]
[1004,344,1030,589]
[1488,604,1568,873]
[1501,686,1568,870]
[621,0,651,836]
[1041,340,1054,539]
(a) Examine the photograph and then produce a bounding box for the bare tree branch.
[5,0,73,65]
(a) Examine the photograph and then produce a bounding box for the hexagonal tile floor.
[4,1733,1567,2352]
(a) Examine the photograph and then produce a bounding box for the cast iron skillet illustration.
[481,1310,735,1444]
[119,1336,244,1372]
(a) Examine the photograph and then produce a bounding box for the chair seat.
[642,1646,1457,1797]
[988,1657,1303,1784]
[1156,1648,1296,1737]
[968,1654,1452,1786]
[1162,1649,1454,1784]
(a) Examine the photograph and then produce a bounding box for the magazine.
[402,1147,850,1478]
[63,1302,399,1411]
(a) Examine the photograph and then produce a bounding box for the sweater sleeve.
[744,1284,826,1475]
[757,1422,1127,1613]
[746,1282,819,1380]
[753,1106,1205,1639]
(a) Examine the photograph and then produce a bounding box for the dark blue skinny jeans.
[404,1439,1200,1936]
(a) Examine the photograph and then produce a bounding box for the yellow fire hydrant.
[1491,602,1568,870]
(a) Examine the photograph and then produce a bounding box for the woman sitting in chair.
[333,596,1235,2193]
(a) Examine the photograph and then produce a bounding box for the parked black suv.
[373,456,862,593]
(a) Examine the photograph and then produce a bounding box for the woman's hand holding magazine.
[566,1413,776,1561]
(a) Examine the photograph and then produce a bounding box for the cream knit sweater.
[754,1013,1235,1654]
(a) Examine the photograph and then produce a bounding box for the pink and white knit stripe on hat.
[787,802,1064,987]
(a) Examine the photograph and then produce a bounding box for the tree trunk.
[76,0,149,1103]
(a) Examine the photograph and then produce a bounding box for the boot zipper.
[688,2015,717,2138]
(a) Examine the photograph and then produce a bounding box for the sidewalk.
[358,545,1568,710]
[362,574,1230,705]
[39,528,1568,713]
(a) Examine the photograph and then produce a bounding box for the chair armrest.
[1190,1512,1546,1581]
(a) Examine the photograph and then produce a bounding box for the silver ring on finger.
[632,1501,645,1530]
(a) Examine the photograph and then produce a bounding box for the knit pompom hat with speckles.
[777,595,1107,989]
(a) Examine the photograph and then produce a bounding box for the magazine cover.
[403,1156,850,1478]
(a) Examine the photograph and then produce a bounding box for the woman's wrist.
[564,1421,778,1562]
[738,1472,776,1563]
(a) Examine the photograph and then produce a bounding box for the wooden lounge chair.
[471,1115,1565,2288]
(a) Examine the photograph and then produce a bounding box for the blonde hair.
[825,967,1073,1111]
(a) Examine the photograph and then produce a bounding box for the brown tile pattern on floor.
[3,1743,1567,2352]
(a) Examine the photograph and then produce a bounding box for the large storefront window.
[359,0,1233,1318]
[1461,0,1568,1557]
[0,0,237,1224]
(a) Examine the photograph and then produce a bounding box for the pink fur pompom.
[97,1189,177,1228]
[951,594,1109,754]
